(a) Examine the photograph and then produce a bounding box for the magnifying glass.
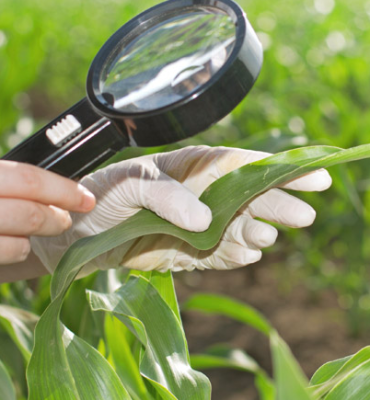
[3,0,262,179]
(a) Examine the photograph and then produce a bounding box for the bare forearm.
[0,251,49,284]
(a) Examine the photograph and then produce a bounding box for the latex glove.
[31,146,332,274]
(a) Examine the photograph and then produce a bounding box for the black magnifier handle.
[2,99,129,179]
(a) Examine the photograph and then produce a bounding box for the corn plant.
[2,144,370,399]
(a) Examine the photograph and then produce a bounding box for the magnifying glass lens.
[99,8,236,112]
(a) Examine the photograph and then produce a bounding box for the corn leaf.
[129,271,181,323]
[88,276,211,400]
[310,356,352,386]
[255,372,276,400]
[190,345,260,372]
[0,358,16,400]
[26,293,131,399]
[105,315,153,400]
[49,145,370,301]
[0,333,27,398]
[148,271,182,323]
[183,293,272,335]
[310,346,370,398]
[190,345,275,400]
[323,359,370,399]
[0,305,38,362]
[271,331,314,400]
[61,325,132,400]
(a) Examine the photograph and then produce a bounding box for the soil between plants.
[174,256,369,400]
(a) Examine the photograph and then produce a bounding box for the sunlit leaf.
[62,325,132,400]
[190,345,260,372]
[88,276,211,400]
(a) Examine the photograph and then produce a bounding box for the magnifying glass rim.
[86,0,247,118]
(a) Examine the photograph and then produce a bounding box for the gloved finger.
[170,238,262,272]
[0,236,31,264]
[107,230,263,273]
[140,168,212,232]
[120,232,262,272]
[193,241,262,270]
[116,216,271,273]
[81,160,212,233]
[280,168,332,192]
[222,213,278,249]
[245,188,316,228]
[0,199,72,236]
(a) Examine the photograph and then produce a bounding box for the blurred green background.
[1,0,370,347]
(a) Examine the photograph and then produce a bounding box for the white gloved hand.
[31,146,332,275]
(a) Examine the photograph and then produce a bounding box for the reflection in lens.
[99,8,236,112]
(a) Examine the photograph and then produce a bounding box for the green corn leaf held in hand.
[26,144,370,400]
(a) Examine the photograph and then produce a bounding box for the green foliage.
[2,0,370,398]
[1,145,370,398]
[183,293,272,335]
[0,358,16,400]
[310,346,370,399]
[0,306,37,361]
[104,315,152,400]
[88,277,211,400]
[191,345,276,400]
[270,332,312,400]
[1,0,370,332]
